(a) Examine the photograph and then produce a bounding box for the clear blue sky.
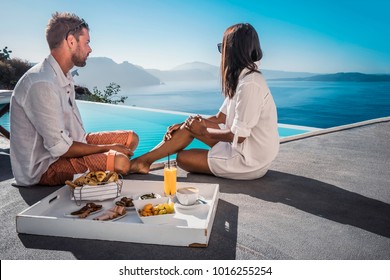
[1,0,389,73]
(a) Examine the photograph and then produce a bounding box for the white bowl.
[133,197,175,225]
[137,212,175,225]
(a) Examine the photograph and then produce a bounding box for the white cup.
[176,187,199,206]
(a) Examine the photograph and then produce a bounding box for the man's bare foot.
[129,157,151,174]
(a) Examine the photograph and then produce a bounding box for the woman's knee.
[130,131,139,150]
[114,153,131,174]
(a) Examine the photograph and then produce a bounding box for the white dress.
[207,68,279,180]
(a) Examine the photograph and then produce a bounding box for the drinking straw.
[168,153,170,169]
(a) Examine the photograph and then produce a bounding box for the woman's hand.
[185,115,207,136]
[164,123,183,141]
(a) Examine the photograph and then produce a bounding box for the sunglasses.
[217,43,222,53]
[65,19,87,40]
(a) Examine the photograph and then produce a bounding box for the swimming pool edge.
[280,116,390,144]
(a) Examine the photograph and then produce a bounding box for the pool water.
[0,101,319,159]
[77,101,319,158]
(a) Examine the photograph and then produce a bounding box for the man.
[10,12,138,186]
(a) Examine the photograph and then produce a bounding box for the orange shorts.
[39,130,133,186]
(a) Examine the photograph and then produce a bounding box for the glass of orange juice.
[164,161,177,197]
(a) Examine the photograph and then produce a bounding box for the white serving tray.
[16,180,219,247]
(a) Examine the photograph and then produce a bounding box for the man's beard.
[72,50,87,67]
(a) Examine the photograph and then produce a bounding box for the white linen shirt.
[10,55,86,186]
[208,68,279,180]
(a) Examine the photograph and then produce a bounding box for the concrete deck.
[1,118,389,260]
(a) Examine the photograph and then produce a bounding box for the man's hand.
[107,144,134,157]
[164,123,183,141]
[62,141,133,158]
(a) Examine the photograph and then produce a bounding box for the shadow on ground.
[0,149,13,181]
[15,169,390,259]
[186,170,390,238]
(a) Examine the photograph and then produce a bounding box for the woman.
[130,23,279,180]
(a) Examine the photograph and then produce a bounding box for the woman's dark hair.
[46,12,89,50]
[220,23,263,99]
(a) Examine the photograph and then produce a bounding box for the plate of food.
[64,202,103,218]
[133,192,162,200]
[135,200,175,225]
[114,196,134,209]
[93,205,127,222]
[109,212,128,222]
[92,212,128,222]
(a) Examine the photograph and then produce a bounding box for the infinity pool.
[77,101,320,158]
[0,101,320,158]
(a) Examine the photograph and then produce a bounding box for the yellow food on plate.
[139,202,174,217]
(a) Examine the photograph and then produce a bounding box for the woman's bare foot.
[129,157,151,174]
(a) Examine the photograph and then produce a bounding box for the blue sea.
[121,80,390,129]
[1,80,390,131]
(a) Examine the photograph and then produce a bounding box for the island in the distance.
[270,72,390,82]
